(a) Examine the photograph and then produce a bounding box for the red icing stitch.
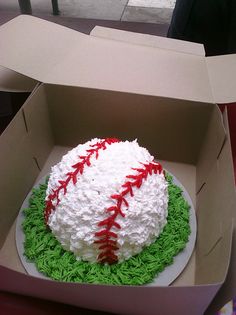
[94,161,163,264]
[44,138,120,224]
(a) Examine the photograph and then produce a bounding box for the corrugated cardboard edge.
[206,54,236,104]
[90,26,206,56]
[0,65,37,92]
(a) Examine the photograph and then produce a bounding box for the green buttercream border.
[22,174,191,285]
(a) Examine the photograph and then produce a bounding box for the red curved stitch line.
[44,138,120,224]
[94,161,164,264]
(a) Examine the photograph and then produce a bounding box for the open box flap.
[0,66,37,92]
[91,26,236,105]
[0,15,213,104]
[90,26,206,56]
[0,15,82,84]
[206,54,236,104]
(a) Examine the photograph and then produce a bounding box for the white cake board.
[15,171,197,286]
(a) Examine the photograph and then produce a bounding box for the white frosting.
[46,139,168,263]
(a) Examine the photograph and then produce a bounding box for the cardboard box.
[0,15,235,315]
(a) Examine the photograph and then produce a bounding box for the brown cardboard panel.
[0,264,220,315]
[90,26,206,56]
[0,109,39,248]
[220,109,236,301]
[206,244,236,311]
[206,54,236,104]
[0,65,37,92]
[46,84,213,164]
[195,220,233,284]
[91,27,236,106]
[196,106,226,192]
[206,109,236,314]
[0,15,82,82]
[0,16,213,104]
[46,36,213,103]
[196,137,235,284]
[0,83,54,247]
[21,84,54,169]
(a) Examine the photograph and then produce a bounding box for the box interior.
[0,83,233,289]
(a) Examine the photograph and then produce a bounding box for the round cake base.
[15,171,196,286]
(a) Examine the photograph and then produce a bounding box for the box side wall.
[22,84,54,169]
[0,110,39,247]
[0,265,221,315]
[205,108,236,314]
[195,109,235,285]
[0,84,54,248]
[45,84,213,165]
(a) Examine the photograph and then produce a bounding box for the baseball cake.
[22,138,191,285]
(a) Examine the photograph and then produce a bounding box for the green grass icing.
[22,173,191,285]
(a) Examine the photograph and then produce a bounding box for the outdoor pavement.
[0,0,176,24]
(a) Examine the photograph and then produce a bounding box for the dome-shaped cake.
[44,138,168,264]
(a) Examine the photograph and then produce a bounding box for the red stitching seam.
[94,161,164,264]
[44,138,120,224]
